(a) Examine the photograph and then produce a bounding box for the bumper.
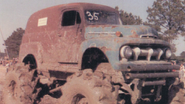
[117,61,180,71]
[126,72,179,79]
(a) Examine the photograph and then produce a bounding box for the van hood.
[84,25,158,39]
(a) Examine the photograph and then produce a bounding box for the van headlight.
[120,46,132,59]
[164,48,172,59]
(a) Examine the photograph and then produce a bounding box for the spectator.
[180,64,185,82]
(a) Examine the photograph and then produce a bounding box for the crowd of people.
[171,61,185,83]
[0,57,18,67]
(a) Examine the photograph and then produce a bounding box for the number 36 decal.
[86,11,99,20]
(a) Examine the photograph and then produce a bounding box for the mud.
[0,65,7,104]
[0,65,185,104]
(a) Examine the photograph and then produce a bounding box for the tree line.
[1,0,185,62]
[0,28,24,59]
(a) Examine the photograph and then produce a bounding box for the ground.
[0,65,7,104]
[0,65,184,104]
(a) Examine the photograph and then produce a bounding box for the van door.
[57,9,83,63]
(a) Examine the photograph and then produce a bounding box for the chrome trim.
[132,48,163,61]
[140,34,158,39]
[88,32,116,34]
[156,48,163,60]
[133,47,140,60]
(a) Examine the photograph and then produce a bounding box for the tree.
[145,0,185,42]
[115,6,143,25]
[5,28,24,59]
[0,52,6,59]
[180,51,185,58]
[171,53,177,60]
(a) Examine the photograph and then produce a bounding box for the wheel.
[60,69,117,104]
[3,64,38,104]
[95,63,125,104]
[3,67,23,104]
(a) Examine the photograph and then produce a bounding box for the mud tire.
[95,63,125,104]
[60,69,117,104]
[3,65,37,104]
[3,67,23,104]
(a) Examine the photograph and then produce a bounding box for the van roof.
[25,3,117,33]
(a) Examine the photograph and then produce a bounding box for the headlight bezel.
[120,46,133,59]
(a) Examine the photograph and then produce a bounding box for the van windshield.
[85,10,120,25]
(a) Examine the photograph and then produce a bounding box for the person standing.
[180,64,185,82]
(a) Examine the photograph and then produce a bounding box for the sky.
[0,0,184,55]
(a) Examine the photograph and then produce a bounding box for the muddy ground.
[0,65,7,104]
[0,65,184,104]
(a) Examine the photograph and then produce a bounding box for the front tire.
[60,69,117,104]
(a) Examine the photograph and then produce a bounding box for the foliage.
[115,6,143,25]
[0,52,6,59]
[169,43,177,53]
[177,51,185,62]
[175,56,185,63]
[145,0,185,42]
[171,51,185,63]
[180,51,185,58]
[5,28,24,59]
[171,53,177,60]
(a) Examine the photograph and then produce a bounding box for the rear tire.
[3,67,23,104]
[3,64,38,104]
